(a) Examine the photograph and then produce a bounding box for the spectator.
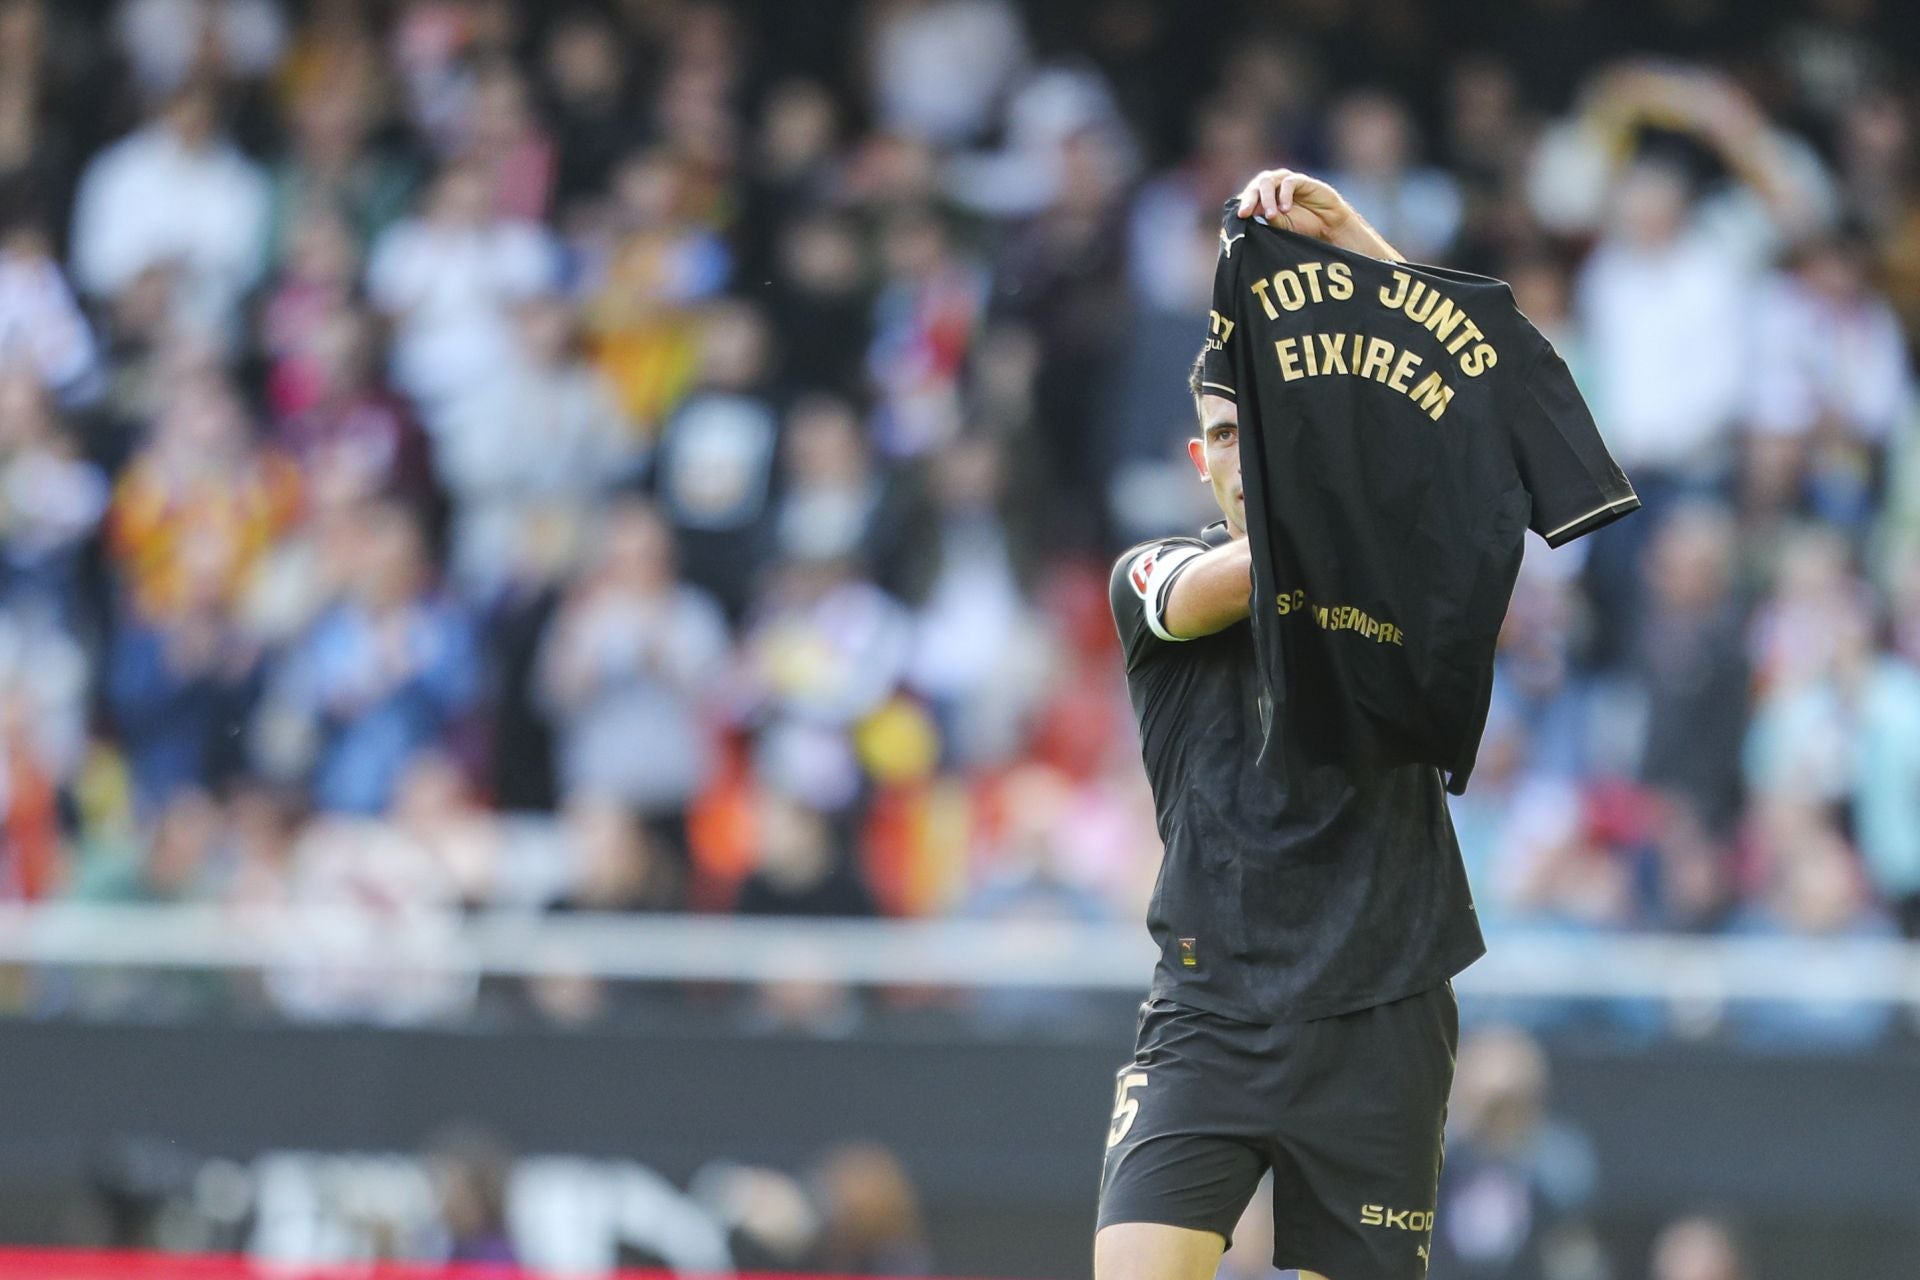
[766,212,872,402]
[865,207,984,460]
[255,497,478,814]
[579,146,731,433]
[1575,158,1748,489]
[388,751,502,910]
[1745,229,1912,534]
[0,598,84,898]
[1744,598,1920,938]
[0,219,97,405]
[1631,502,1749,835]
[808,1143,932,1276]
[991,125,1132,548]
[1725,799,1897,1049]
[70,82,270,342]
[436,295,635,601]
[112,0,286,98]
[1432,1026,1603,1280]
[1324,89,1465,263]
[366,160,557,424]
[1649,1215,1749,1280]
[67,786,224,904]
[0,371,107,616]
[0,0,86,231]
[536,7,638,208]
[263,73,414,265]
[739,551,911,813]
[553,796,683,914]
[774,393,884,566]
[652,300,780,614]
[744,78,844,234]
[1127,99,1267,314]
[458,59,554,224]
[259,203,364,421]
[865,0,1028,147]
[272,306,438,508]
[1746,524,1874,704]
[107,363,303,624]
[266,805,472,1023]
[735,787,876,918]
[105,540,263,813]
[536,497,728,830]
[425,1127,517,1265]
[893,433,1047,764]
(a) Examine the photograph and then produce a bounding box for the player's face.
[1187,394,1244,536]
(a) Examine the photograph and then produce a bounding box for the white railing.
[2,903,1919,1007]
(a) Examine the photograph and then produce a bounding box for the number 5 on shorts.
[1107,1071,1148,1148]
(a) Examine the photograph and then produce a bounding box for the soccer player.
[1096,170,1478,1280]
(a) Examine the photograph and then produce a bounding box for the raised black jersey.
[1205,206,1639,794]
[1109,532,1484,1024]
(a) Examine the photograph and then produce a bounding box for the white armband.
[1125,544,1207,642]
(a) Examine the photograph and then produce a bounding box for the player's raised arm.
[1233,168,1407,263]
[1160,536,1252,639]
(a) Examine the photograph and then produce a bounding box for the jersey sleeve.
[1512,344,1642,548]
[1109,539,1210,669]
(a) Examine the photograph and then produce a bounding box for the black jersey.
[1204,206,1639,795]
[1109,532,1484,1024]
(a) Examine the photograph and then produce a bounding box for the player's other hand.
[1234,169,1350,241]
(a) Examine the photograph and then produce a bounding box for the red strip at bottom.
[0,1251,987,1280]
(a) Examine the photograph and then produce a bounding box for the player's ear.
[1187,437,1208,480]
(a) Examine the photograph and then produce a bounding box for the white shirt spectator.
[1576,229,1749,474]
[69,121,270,337]
[538,584,731,814]
[0,247,97,403]
[868,0,1029,145]
[435,354,635,598]
[366,216,556,421]
[1746,270,1911,443]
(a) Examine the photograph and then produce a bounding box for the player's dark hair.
[1187,347,1207,404]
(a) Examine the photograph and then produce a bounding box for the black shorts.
[1097,983,1458,1279]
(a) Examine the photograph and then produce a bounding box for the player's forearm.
[1162,538,1253,639]
[1327,208,1405,263]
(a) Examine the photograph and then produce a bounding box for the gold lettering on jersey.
[1357,336,1394,382]
[1387,347,1421,393]
[1275,337,1304,381]
[1409,370,1454,420]
[1275,589,1404,646]
[1207,309,1234,345]
[1250,261,1355,319]
[1377,269,1500,375]
[1268,333,1455,420]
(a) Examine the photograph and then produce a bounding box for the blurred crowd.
[2,0,1920,1039]
[81,1127,936,1275]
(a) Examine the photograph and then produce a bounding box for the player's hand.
[1234,169,1350,241]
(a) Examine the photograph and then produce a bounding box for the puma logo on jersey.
[1219,228,1245,257]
